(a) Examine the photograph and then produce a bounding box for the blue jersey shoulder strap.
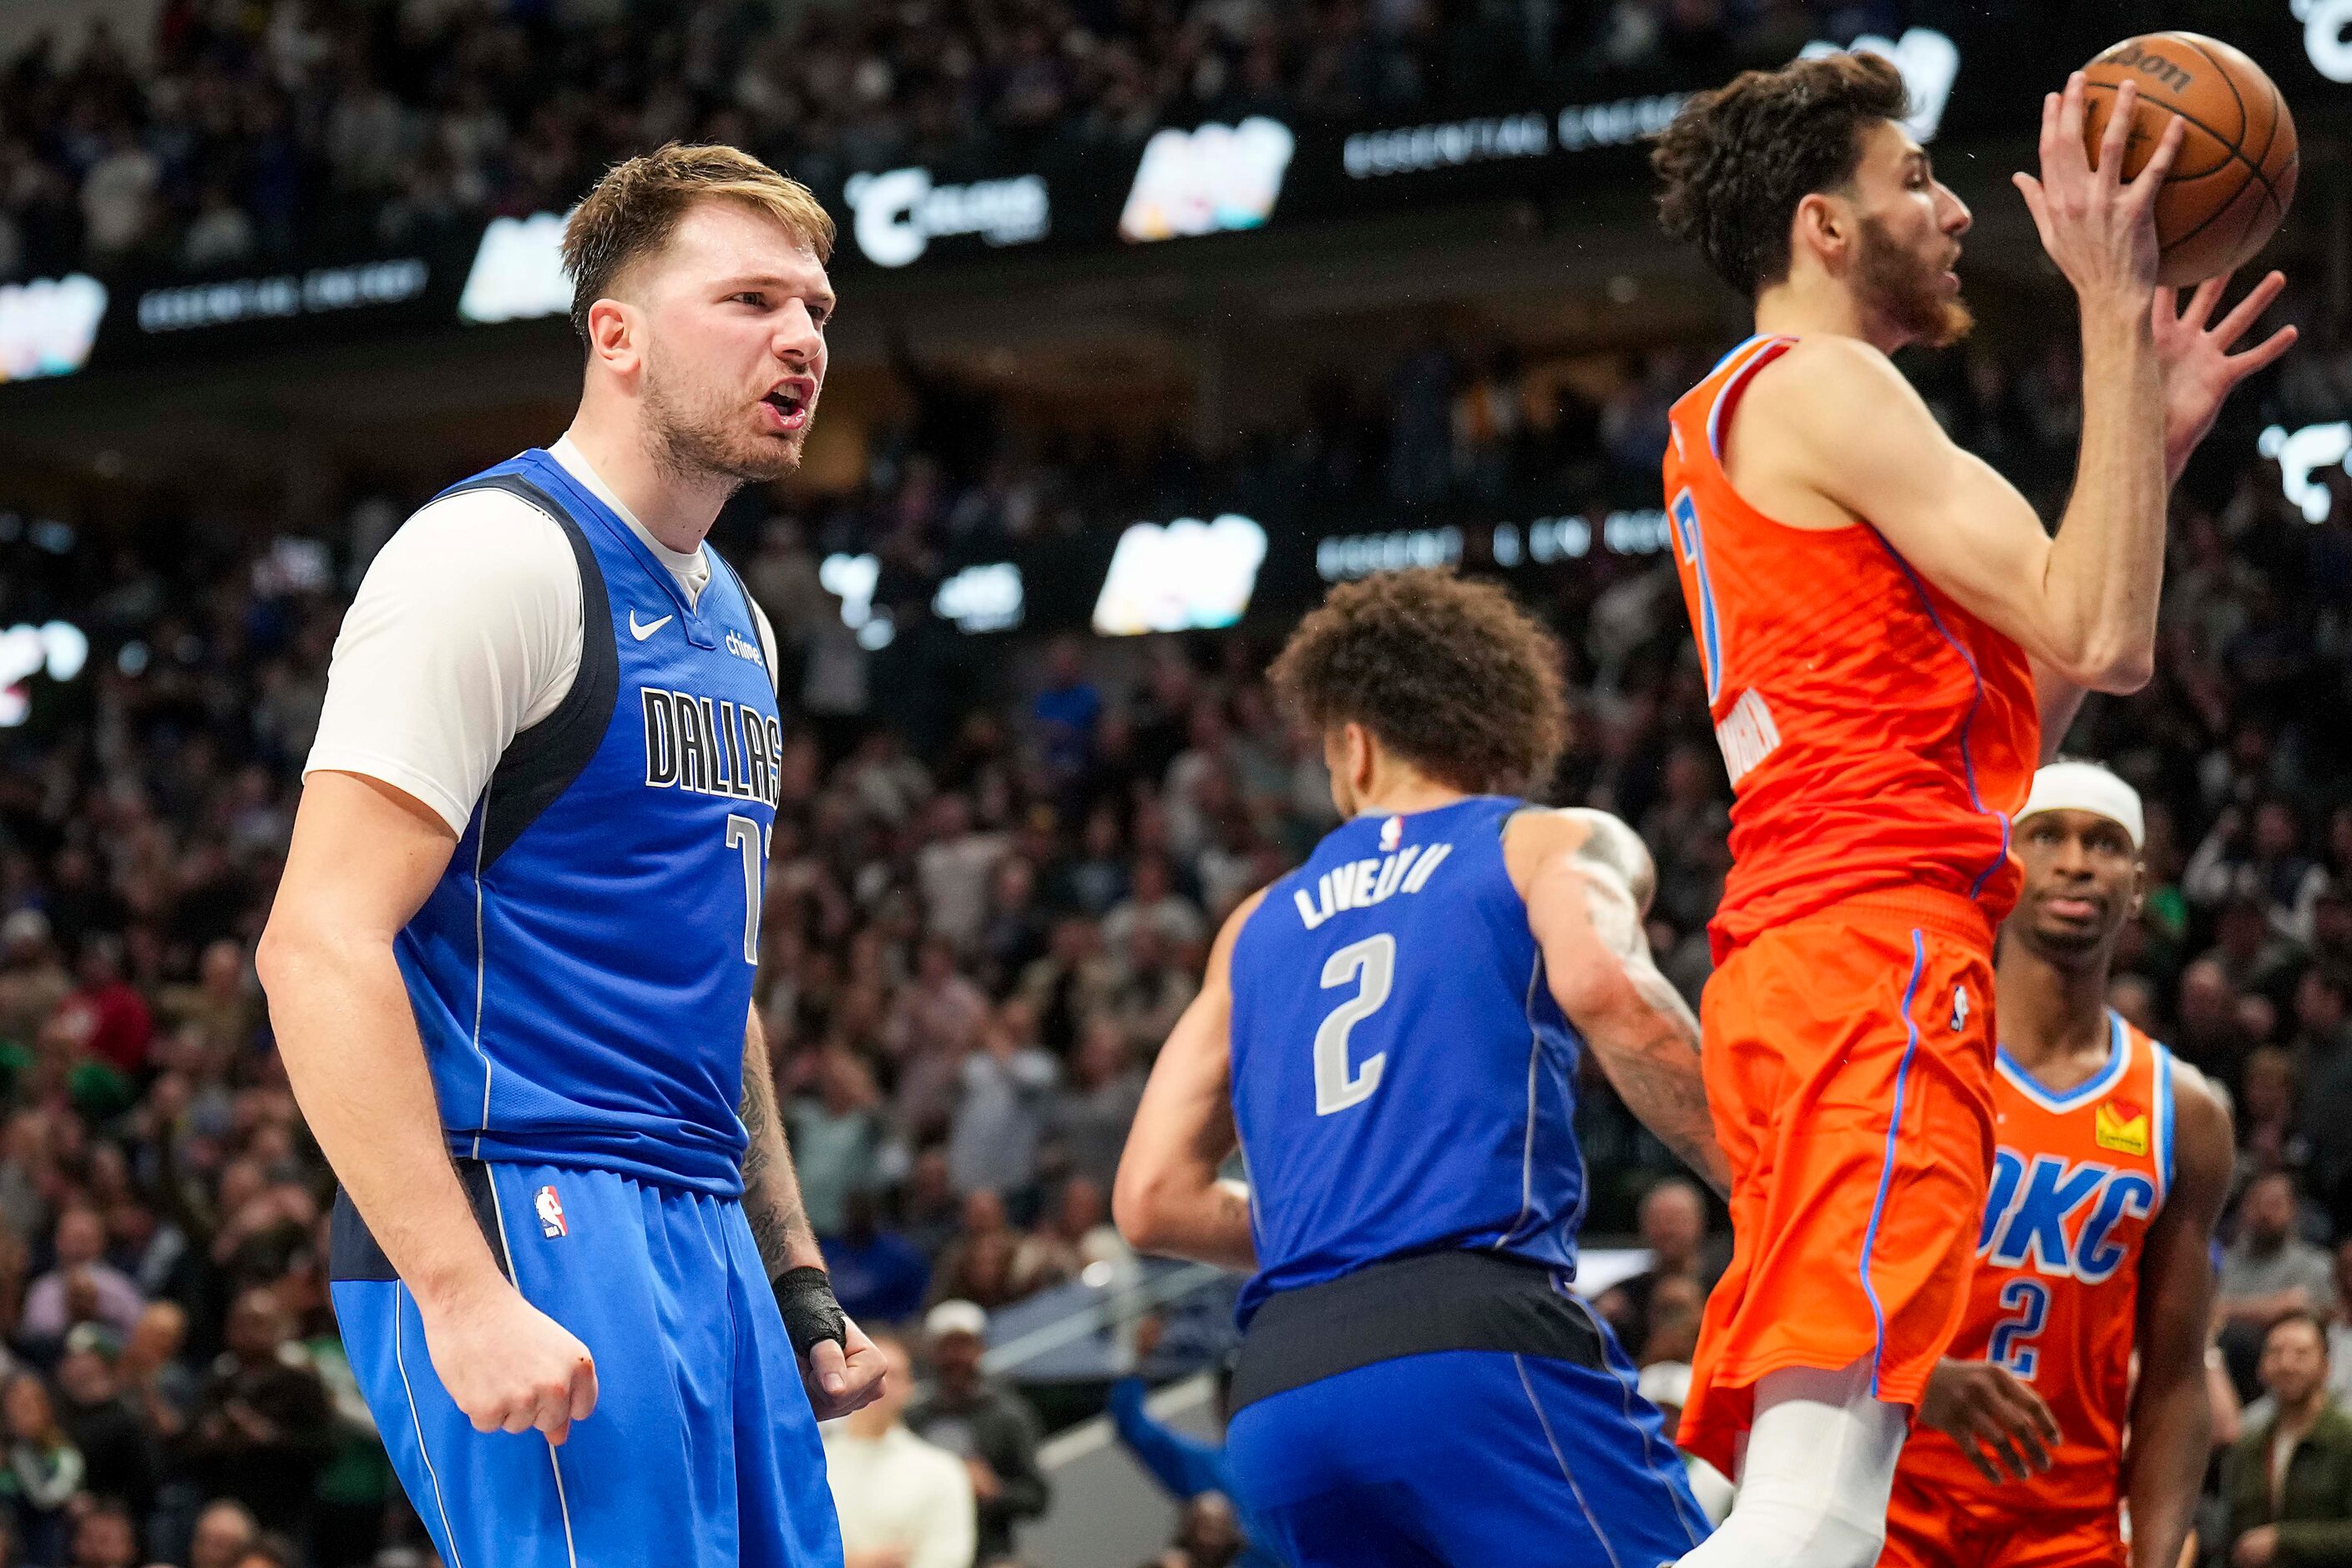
[432,468,621,870]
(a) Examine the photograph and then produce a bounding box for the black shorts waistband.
[1232,1250,1609,1411]
[329,1159,507,1285]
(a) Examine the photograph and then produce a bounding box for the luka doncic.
[1117,569,1730,1565]
[260,145,878,1568]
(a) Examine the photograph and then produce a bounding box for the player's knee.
[1696,1475,1885,1568]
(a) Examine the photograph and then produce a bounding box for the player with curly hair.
[1115,567,1728,1565]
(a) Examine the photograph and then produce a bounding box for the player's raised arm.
[1511,808,1730,1199]
[2127,1062,2234,1568]
[1743,79,2186,697]
[1113,891,1262,1272]
[259,772,598,1444]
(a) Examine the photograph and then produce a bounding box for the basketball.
[2082,33,2298,286]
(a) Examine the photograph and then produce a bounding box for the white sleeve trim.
[304,489,584,836]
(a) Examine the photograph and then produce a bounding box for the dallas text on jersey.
[640,685,787,807]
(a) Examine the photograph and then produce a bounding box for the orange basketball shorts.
[1677,889,1998,1478]
[1882,1466,2125,1568]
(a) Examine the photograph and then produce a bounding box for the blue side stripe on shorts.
[1858,930,1929,1399]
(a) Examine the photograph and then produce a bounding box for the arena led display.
[2260,422,2352,521]
[458,210,574,325]
[1091,514,1267,634]
[0,274,107,383]
[137,259,428,332]
[842,168,1050,268]
[2299,0,2352,81]
[1796,28,1961,140]
[1119,119,1297,242]
[0,620,89,726]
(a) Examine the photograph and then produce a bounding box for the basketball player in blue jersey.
[256,144,881,1568]
[1116,569,1732,1565]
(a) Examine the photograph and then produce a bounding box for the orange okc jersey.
[1661,335,2038,959]
[1889,1014,2179,1556]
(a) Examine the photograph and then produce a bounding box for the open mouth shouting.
[761,377,817,434]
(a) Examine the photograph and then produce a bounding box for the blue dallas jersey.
[395,448,781,1196]
[1228,795,1587,1324]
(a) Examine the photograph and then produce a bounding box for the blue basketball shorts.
[330,1160,841,1568]
[1225,1348,1711,1568]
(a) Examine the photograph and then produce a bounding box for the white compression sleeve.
[1671,1359,1907,1568]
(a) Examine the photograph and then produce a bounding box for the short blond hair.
[562,142,836,342]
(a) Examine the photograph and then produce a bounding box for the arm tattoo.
[1566,809,1657,916]
[1563,814,1730,1196]
[740,1024,818,1276]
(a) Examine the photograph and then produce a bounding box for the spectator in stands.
[826,1191,933,1328]
[185,1500,258,1568]
[0,1372,83,1564]
[1045,1019,1147,1192]
[788,1044,886,1238]
[2224,1311,2352,1566]
[824,1331,977,1568]
[115,1303,195,1449]
[56,937,152,1080]
[182,1287,331,1540]
[1031,638,1102,792]
[2243,1047,2308,1182]
[66,1498,136,1568]
[2223,1173,2343,1399]
[1595,1176,1711,1358]
[1145,1493,1246,1568]
[1014,1175,1129,1296]
[2245,1243,2352,1433]
[53,1334,157,1520]
[908,1302,1049,1567]
[946,1005,1058,1204]
[22,1206,144,1345]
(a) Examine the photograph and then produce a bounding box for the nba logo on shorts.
[534,1185,568,1238]
[1380,816,1402,852]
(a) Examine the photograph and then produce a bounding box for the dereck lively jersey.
[1900,1014,2178,1518]
[1661,334,2038,958]
[1227,797,1587,1325]
[395,448,781,1196]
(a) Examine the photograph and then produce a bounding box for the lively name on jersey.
[1293,842,1453,930]
[1975,1147,2159,1286]
[641,687,784,807]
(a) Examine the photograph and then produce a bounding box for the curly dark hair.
[1652,52,1911,296]
[1267,569,1568,798]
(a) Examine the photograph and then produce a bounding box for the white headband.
[2019,761,2145,851]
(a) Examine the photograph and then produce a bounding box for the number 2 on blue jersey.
[1314,934,1393,1115]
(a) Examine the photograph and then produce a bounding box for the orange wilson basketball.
[2081,33,2297,286]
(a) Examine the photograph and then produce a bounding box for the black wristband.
[772,1267,847,1358]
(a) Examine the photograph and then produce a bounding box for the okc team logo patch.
[1379,816,1402,852]
[534,1185,569,1238]
[2094,1099,2149,1157]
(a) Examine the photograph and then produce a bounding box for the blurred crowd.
[0,0,1958,283]
[0,280,2348,1566]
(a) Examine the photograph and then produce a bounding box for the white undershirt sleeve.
[750,597,781,695]
[305,490,584,835]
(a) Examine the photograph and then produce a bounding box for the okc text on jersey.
[1975,1148,2157,1286]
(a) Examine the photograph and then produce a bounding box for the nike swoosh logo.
[629,611,673,641]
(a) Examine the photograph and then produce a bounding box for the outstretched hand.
[2153,269,2298,474]
[2014,73,2184,311]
